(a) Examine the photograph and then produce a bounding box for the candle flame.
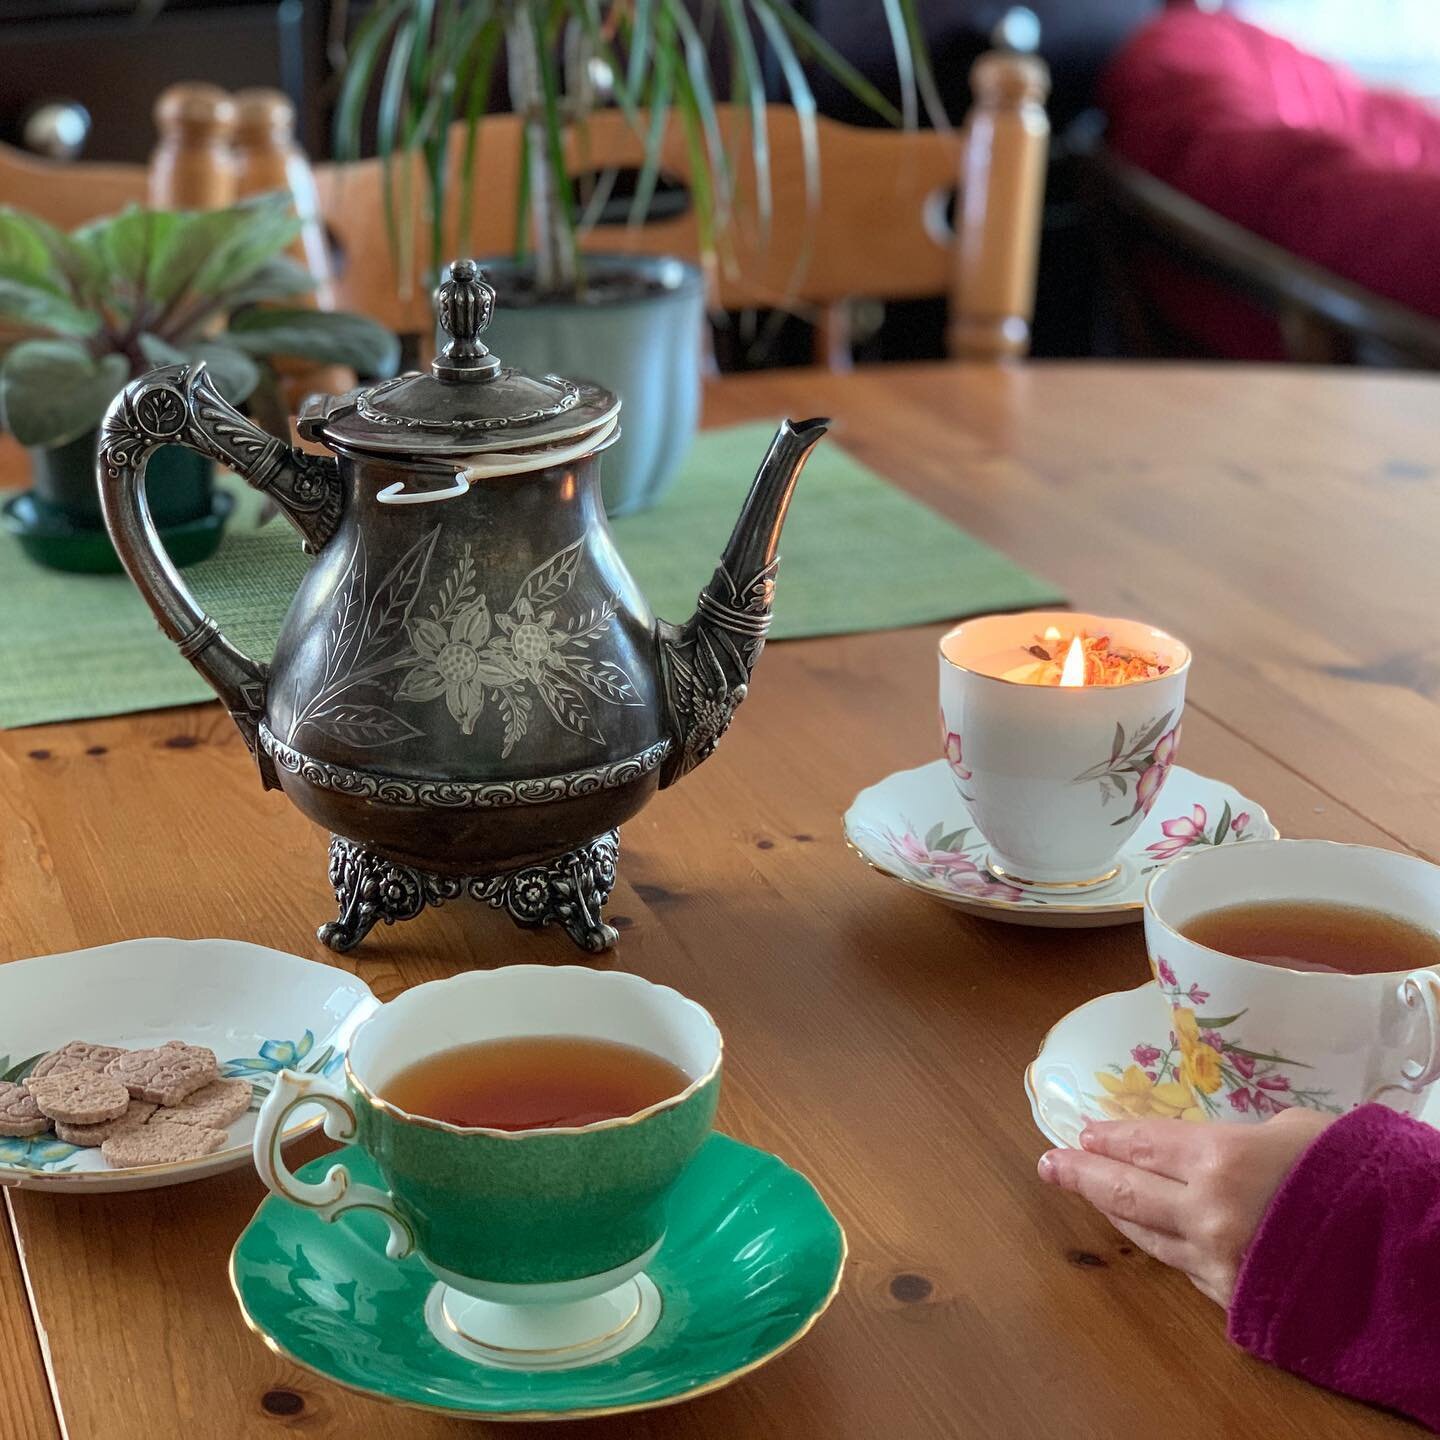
[1059,637,1086,687]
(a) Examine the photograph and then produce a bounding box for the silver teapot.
[98,260,826,953]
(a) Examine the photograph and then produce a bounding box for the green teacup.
[253,964,721,1367]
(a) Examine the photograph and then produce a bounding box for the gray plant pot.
[474,255,704,517]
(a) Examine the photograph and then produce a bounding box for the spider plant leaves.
[625,0,654,97]
[334,0,412,162]
[628,30,674,232]
[334,0,941,300]
[226,307,401,377]
[750,3,818,220]
[455,13,506,253]
[893,0,949,131]
[666,0,732,229]
[717,0,772,238]
[747,0,902,128]
[0,340,129,447]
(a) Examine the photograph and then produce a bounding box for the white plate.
[844,761,1275,928]
[1025,981,1440,1148]
[0,938,378,1192]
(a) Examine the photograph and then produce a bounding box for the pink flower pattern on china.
[1071,713,1183,821]
[943,731,972,783]
[1144,802,1253,862]
[873,822,1024,903]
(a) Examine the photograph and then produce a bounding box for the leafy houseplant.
[335,0,941,514]
[0,195,399,573]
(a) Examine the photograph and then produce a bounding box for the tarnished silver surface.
[98,256,827,954]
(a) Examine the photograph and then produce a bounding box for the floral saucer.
[1025,979,1359,1146]
[1024,980,1366,1149]
[0,938,377,1192]
[844,761,1275,929]
[230,1133,846,1421]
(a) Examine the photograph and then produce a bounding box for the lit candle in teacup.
[939,610,1190,892]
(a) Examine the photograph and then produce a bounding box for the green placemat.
[0,422,1060,729]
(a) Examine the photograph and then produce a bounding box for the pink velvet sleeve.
[1228,1104,1440,1432]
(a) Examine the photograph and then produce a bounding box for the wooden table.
[3,362,1436,1440]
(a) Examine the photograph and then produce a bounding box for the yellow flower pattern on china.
[1095,1065,1205,1122]
[1172,1006,1224,1094]
[1088,960,1342,1123]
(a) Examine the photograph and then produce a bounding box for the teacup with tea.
[1143,838,1440,1122]
[252,964,720,1368]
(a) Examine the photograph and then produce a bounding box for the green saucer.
[229,1133,846,1421]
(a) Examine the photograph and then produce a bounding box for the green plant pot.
[4,429,230,574]
[474,256,705,518]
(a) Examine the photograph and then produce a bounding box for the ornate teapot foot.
[318,832,621,955]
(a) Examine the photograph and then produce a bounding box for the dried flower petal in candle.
[1023,631,1169,687]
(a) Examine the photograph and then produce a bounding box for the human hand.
[1038,1109,1334,1307]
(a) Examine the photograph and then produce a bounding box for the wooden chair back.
[316,50,1049,362]
[0,51,1050,367]
[1088,147,1440,368]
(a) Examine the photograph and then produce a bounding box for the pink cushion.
[1101,9,1440,349]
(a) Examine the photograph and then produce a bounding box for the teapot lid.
[297,259,619,459]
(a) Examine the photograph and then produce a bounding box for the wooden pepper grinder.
[148,83,238,210]
[231,88,337,310]
[232,88,355,412]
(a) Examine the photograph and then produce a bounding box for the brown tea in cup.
[1181,900,1440,976]
[381,1034,690,1131]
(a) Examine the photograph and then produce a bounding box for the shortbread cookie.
[25,1070,130,1125]
[55,1099,157,1147]
[29,1040,127,1082]
[160,1077,251,1130]
[101,1114,227,1168]
[0,1080,50,1137]
[105,1041,217,1106]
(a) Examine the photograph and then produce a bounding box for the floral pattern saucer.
[0,938,377,1192]
[1025,982,1365,1150]
[844,761,1276,929]
[230,1133,846,1421]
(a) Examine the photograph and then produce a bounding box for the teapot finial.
[433,259,501,383]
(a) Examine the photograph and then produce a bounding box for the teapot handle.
[97,363,344,784]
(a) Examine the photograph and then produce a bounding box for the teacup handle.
[1398,969,1440,1090]
[253,1069,415,1259]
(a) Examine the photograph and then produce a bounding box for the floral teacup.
[1135,839,1440,1124]
[253,965,721,1366]
[939,610,1190,889]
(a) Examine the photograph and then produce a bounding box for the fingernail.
[1079,1125,1097,1150]
[1037,1151,1058,1181]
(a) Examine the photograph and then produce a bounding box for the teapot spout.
[657,416,828,786]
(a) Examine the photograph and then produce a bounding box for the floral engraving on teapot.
[285,528,440,749]
[394,538,641,753]
[287,532,641,755]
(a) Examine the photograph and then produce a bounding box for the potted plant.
[334,0,942,515]
[0,195,399,573]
